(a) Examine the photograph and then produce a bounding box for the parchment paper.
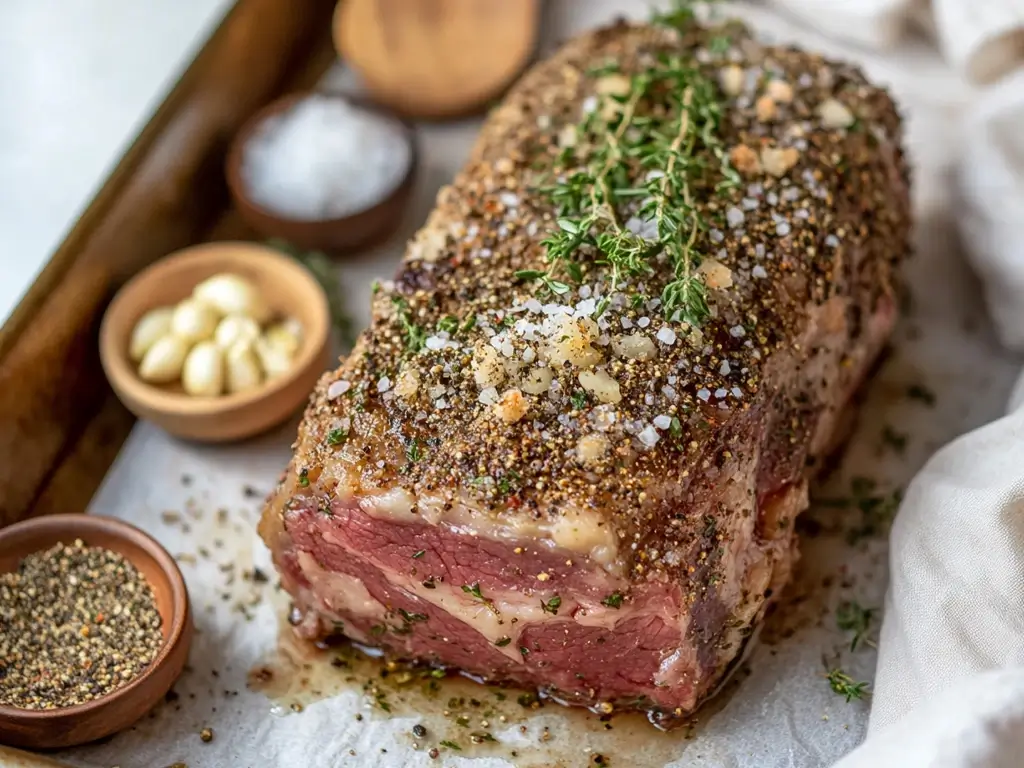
[43,2,1022,766]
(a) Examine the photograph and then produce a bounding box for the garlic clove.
[138,335,189,383]
[225,340,264,394]
[214,314,261,350]
[171,298,221,343]
[193,273,270,323]
[262,319,303,359]
[181,341,225,397]
[255,336,293,380]
[129,306,174,362]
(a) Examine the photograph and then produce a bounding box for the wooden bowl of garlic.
[99,242,330,442]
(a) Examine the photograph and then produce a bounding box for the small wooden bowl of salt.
[226,92,417,254]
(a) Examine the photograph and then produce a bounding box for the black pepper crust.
[274,20,909,580]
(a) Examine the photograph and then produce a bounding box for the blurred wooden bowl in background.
[333,0,542,120]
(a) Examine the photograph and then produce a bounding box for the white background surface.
[0,0,233,326]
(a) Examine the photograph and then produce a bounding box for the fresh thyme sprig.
[836,600,876,651]
[826,668,870,702]
[519,11,738,324]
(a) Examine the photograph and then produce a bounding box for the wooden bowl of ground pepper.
[0,514,192,749]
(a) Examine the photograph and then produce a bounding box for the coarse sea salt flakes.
[656,327,677,345]
[726,207,745,228]
[715,388,728,399]
[241,94,411,221]
[730,325,746,338]
[377,376,392,392]
[752,265,768,279]
[720,360,731,375]
[327,379,351,399]
[638,425,661,448]
[697,388,711,402]
[653,415,673,430]
[479,387,499,405]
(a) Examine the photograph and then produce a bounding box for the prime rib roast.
[260,14,909,725]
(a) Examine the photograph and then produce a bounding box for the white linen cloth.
[767,0,1024,765]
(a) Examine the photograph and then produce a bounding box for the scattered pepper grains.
[0,540,163,709]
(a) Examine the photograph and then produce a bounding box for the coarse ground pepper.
[0,539,164,709]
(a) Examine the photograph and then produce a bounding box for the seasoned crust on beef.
[267,19,908,569]
[260,18,910,718]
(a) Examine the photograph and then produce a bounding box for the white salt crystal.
[479,387,499,405]
[720,360,731,375]
[653,415,673,430]
[327,379,351,399]
[697,388,711,402]
[637,316,651,328]
[715,388,728,399]
[752,265,768,279]
[377,376,392,393]
[730,325,746,338]
[726,207,745,228]
[638,425,661,448]
[241,95,411,221]
[656,327,677,345]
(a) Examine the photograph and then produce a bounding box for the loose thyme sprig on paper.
[836,600,877,651]
[518,2,738,324]
[826,668,870,703]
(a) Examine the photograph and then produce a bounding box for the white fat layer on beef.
[295,552,387,642]
[378,491,623,573]
[654,646,699,688]
[359,487,419,523]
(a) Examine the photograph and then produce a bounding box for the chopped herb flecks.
[541,595,562,615]
[601,592,624,609]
